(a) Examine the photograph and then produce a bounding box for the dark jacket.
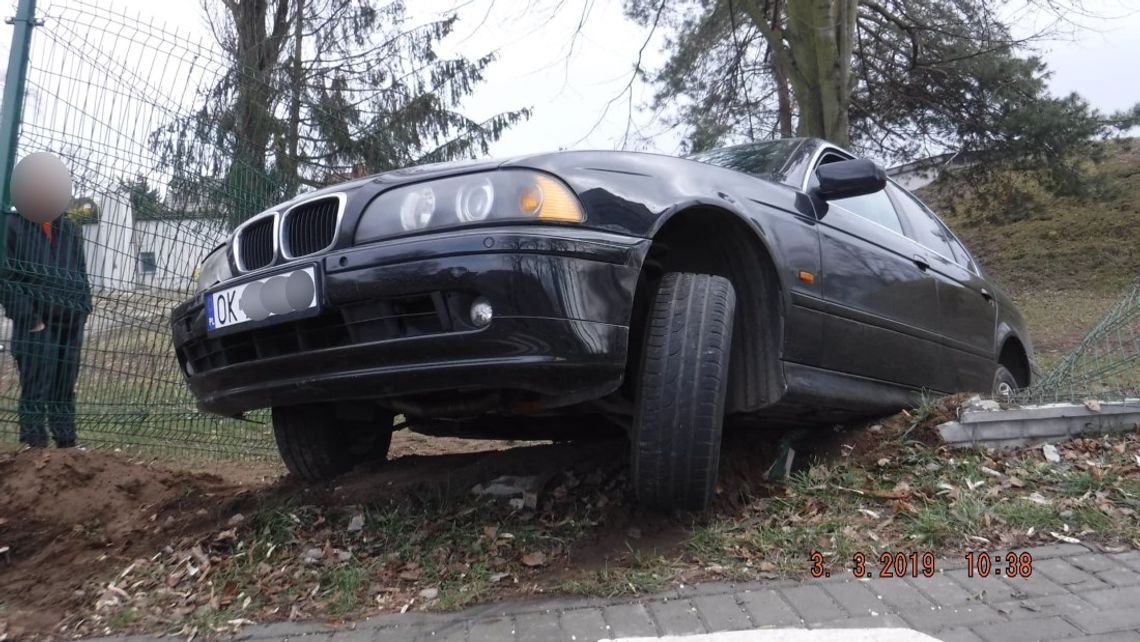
[0,212,92,327]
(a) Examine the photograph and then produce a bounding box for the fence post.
[0,0,38,262]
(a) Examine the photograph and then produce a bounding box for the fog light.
[470,297,493,327]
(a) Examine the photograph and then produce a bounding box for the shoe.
[55,439,76,449]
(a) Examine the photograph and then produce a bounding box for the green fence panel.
[0,0,277,460]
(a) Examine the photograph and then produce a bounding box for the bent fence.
[0,0,276,459]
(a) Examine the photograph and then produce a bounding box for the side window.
[810,154,904,235]
[888,183,962,263]
[830,191,904,235]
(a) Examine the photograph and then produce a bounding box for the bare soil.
[0,448,245,636]
[0,432,607,638]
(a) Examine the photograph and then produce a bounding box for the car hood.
[284,157,519,206]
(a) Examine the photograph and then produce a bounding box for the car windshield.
[687,139,803,182]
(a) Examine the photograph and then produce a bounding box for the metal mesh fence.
[0,0,276,459]
[1018,280,1140,406]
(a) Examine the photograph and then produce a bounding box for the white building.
[78,195,226,293]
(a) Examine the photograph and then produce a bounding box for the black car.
[172,137,1032,511]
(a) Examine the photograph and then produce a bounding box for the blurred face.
[10,152,72,224]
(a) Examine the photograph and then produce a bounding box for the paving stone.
[413,622,467,642]
[467,616,515,642]
[899,603,1005,631]
[1083,584,1140,611]
[692,594,752,632]
[1035,557,1110,591]
[328,629,376,642]
[998,570,1069,598]
[1109,551,1140,574]
[1065,634,1140,642]
[242,622,337,640]
[915,571,974,605]
[681,581,739,597]
[946,569,1013,603]
[866,577,935,612]
[1068,608,1140,635]
[780,584,844,624]
[810,614,909,629]
[1020,544,1091,558]
[1096,567,1140,587]
[601,603,658,638]
[514,612,563,642]
[557,608,608,642]
[1070,554,1120,574]
[971,615,1082,642]
[934,627,986,642]
[992,593,1099,620]
[736,589,802,627]
[822,580,883,617]
[646,599,706,636]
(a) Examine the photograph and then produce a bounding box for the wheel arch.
[998,334,1032,387]
[630,203,787,412]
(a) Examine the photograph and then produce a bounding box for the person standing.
[0,152,90,448]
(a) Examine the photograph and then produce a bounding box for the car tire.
[272,404,394,481]
[993,365,1019,399]
[631,272,736,512]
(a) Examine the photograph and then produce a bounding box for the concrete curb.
[938,400,1140,448]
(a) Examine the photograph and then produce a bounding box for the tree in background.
[625,0,1139,203]
[152,0,528,229]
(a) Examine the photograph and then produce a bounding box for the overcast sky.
[2,0,1138,163]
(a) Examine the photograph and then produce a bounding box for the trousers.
[10,317,85,446]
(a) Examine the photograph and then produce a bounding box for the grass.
[923,138,1140,296]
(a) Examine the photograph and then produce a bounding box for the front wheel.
[993,365,1019,399]
[272,404,394,481]
[631,272,736,512]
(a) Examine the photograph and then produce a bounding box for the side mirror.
[813,159,886,200]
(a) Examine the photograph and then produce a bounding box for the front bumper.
[171,226,650,417]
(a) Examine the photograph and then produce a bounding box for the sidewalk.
[96,543,1140,641]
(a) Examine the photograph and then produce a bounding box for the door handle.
[980,287,994,302]
[912,255,930,271]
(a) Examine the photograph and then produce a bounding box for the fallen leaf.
[521,552,547,567]
[1008,477,1025,488]
[1049,532,1081,544]
[858,508,881,519]
[398,568,421,581]
[1084,399,1102,413]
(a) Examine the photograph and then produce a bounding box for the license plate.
[206,266,319,334]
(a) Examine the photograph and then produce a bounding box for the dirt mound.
[843,394,970,463]
[0,449,245,638]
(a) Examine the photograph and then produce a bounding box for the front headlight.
[196,246,232,294]
[355,170,585,244]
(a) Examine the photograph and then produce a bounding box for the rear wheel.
[993,365,1019,399]
[272,404,394,481]
[631,272,736,512]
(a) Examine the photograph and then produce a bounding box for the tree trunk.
[283,0,304,195]
[224,0,291,227]
[779,0,856,146]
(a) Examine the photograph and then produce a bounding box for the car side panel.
[925,255,997,391]
[815,207,950,391]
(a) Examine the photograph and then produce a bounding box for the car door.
[810,154,950,391]
[887,183,996,391]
